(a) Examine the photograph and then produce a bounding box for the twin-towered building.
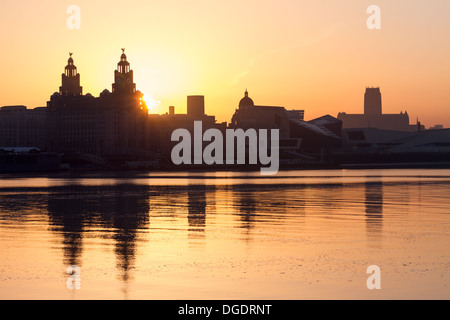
[1,50,344,167]
[4,50,449,170]
[47,50,149,161]
[1,51,225,165]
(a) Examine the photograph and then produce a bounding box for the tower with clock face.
[112,48,136,95]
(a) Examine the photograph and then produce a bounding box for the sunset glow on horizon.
[2,1,450,303]
[1,0,449,127]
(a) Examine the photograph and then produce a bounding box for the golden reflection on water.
[0,169,449,299]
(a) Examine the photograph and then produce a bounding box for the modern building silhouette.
[342,127,450,154]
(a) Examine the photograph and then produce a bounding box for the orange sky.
[0,0,449,127]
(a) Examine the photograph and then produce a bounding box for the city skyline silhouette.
[1,1,449,127]
[1,49,447,129]
[1,0,450,302]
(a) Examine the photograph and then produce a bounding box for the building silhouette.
[46,50,231,166]
[341,126,450,155]
[230,90,342,155]
[0,51,353,168]
[112,49,136,95]
[47,51,149,161]
[364,87,382,116]
[231,90,293,139]
[60,53,82,97]
[147,95,222,159]
[0,106,47,149]
[338,87,424,132]
[8,53,450,170]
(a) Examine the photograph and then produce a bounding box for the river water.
[0,169,449,299]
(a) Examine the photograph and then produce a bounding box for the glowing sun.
[143,94,161,110]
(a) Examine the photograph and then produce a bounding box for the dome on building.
[51,92,61,101]
[117,48,130,72]
[100,89,111,97]
[67,52,74,65]
[120,48,127,61]
[239,90,254,108]
[116,49,131,75]
[65,53,77,75]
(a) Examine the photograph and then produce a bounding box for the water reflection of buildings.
[187,185,207,239]
[364,182,383,245]
[235,189,257,232]
[47,191,86,267]
[232,185,292,242]
[47,184,150,282]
